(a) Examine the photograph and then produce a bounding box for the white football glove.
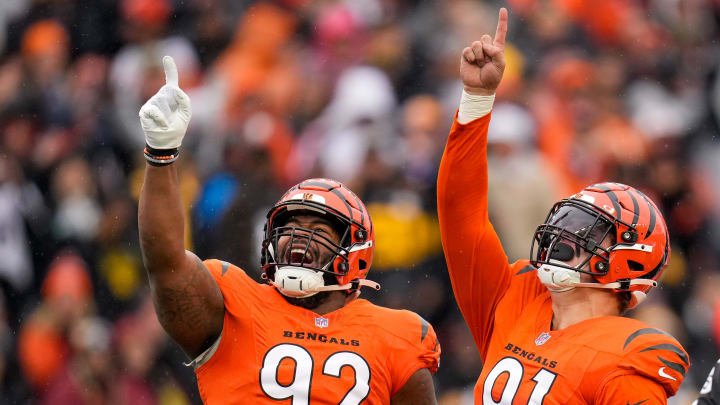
[139,56,192,150]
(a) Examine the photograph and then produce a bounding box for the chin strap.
[570,279,656,309]
[537,263,657,293]
[263,269,381,298]
[312,279,381,293]
[537,260,658,310]
[570,279,657,290]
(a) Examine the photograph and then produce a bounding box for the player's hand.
[139,56,192,150]
[460,8,508,96]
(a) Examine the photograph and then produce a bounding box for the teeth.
[289,248,312,263]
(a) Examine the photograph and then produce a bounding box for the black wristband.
[144,144,180,165]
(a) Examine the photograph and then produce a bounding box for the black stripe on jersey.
[639,343,689,366]
[516,265,536,275]
[221,261,231,276]
[634,189,656,238]
[623,328,673,349]
[419,315,430,342]
[626,190,640,227]
[594,184,621,221]
[659,357,686,377]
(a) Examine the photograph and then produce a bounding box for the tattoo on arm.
[151,259,224,355]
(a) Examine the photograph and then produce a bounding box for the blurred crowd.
[0,0,719,403]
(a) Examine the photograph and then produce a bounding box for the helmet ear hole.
[359,260,367,270]
[627,260,644,271]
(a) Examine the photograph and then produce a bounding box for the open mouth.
[286,247,315,265]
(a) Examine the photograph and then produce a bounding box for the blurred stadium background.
[0,0,719,403]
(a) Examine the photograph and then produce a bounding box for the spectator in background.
[110,295,167,405]
[486,102,557,262]
[20,20,70,124]
[399,94,446,191]
[41,316,113,405]
[18,253,94,391]
[51,157,102,243]
[290,65,398,187]
[0,153,42,299]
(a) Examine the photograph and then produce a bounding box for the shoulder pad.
[367,305,439,348]
[204,259,235,276]
[416,314,439,349]
[620,327,689,397]
[202,259,266,304]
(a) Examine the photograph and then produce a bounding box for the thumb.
[163,56,179,87]
[482,41,504,60]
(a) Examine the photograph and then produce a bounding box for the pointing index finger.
[163,55,179,87]
[494,8,508,47]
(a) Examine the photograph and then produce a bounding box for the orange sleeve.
[595,374,667,404]
[387,313,441,396]
[437,112,513,358]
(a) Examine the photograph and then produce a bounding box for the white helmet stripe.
[612,243,653,252]
[349,240,373,253]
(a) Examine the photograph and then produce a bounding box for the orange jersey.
[193,259,440,404]
[437,114,689,404]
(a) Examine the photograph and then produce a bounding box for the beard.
[275,271,342,309]
[281,291,334,309]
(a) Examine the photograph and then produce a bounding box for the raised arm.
[437,8,514,356]
[391,369,436,405]
[138,57,224,358]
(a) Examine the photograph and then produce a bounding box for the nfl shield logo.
[315,317,329,328]
[535,332,551,346]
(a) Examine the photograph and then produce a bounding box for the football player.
[695,358,720,405]
[437,8,689,404]
[138,56,440,404]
